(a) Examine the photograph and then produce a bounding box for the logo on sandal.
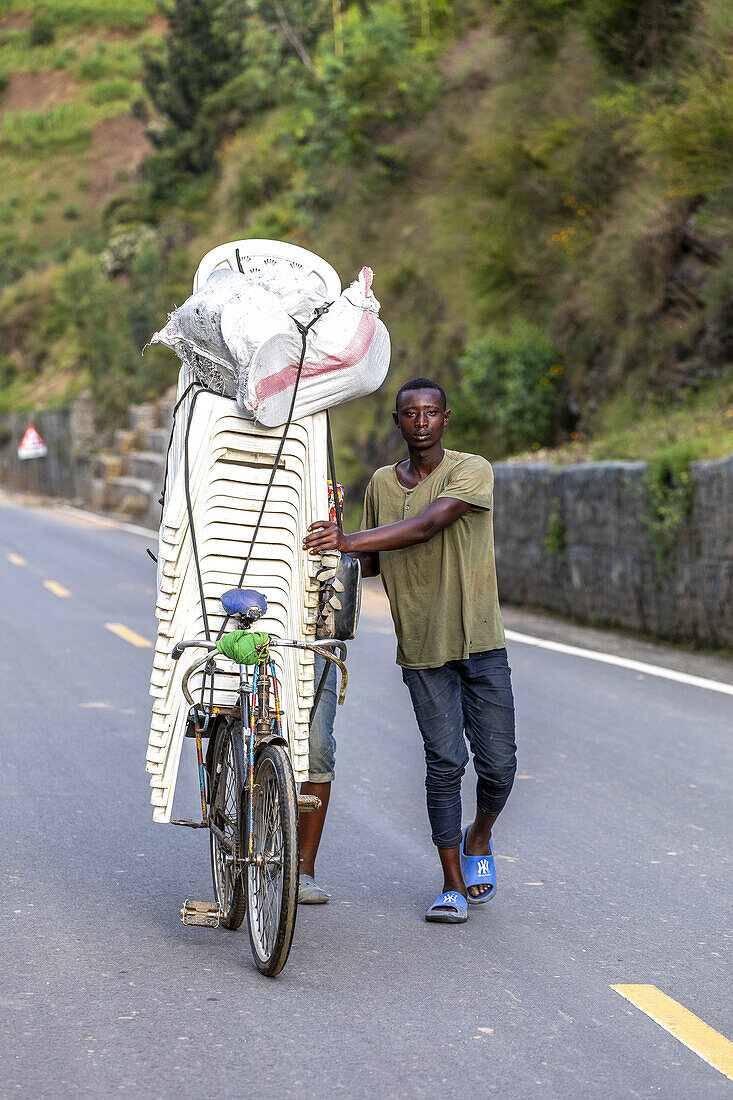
[477,859,491,877]
[443,892,460,903]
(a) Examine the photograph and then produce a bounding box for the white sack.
[245,267,391,427]
[149,268,310,398]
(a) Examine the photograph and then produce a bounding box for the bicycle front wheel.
[209,722,246,930]
[246,744,299,976]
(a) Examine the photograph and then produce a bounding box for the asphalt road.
[1,494,731,1098]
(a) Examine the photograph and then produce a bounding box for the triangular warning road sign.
[18,423,48,460]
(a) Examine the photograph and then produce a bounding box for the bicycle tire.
[246,744,299,976]
[209,722,246,930]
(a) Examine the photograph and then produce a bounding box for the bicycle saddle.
[221,588,267,623]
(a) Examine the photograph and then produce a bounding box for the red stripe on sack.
[361,266,373,296]
[254,312,377,403]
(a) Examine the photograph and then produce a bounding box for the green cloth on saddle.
[216,630,270,665]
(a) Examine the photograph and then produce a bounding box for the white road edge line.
[17,500,732,697]
[505,630,733,697]
[54,504,157,539]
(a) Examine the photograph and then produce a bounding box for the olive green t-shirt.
[362,449,505,669]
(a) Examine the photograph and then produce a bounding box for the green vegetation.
[87,77,135,104]
[543,497,566,559]
[452,322,565,455]
[515,370,733,465]
[5,0,154,30]
[29,12,56,47]
[0,0,730,486]
[1,103,97,152]
[0,3,159,281]
[643,442,696,580]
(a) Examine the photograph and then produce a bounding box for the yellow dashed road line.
[7,553,26,566]
[612,984,733,1081]
[105,623,153,648]
[44,580,71,598]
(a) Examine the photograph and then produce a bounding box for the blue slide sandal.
[460,827,497,905]
[425,891,468,924]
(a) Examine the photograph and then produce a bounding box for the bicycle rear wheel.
[209,722,246,930]
[246,744,299,976]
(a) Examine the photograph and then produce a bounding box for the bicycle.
[172,586,347,977]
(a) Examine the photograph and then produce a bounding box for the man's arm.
[303,497,471,571]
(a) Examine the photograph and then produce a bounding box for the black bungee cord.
[158,303,332,707]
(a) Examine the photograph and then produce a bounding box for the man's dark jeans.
[402,648,517,849]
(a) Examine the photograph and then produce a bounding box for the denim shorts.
[402,648,517,849]
[308,652,338,782]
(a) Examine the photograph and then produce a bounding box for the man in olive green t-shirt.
[303,378,517,925]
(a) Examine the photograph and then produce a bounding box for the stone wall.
[1,398,731,646]
[0,402,95,500]
[493,456,733,647]
[0,397,170,529]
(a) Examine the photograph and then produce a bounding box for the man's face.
[393,388,450,449]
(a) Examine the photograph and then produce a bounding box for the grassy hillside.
[0,0,731,500]
[0,0,164,409]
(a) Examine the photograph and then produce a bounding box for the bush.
[639,67,733,198]
[0,231,41,288]
[643,441,695,578]
[497,0,583,53]
[309,3,440,168]
[56,249,136,421]
[224,114,296,216]
[452,320,565,454]
[87,77,134,104]
[76,48,114,81]
[128,240,177,394]
[584,0,696,75]
[29,13,56,47]
[52,45,77,70]
[130,96,150,123]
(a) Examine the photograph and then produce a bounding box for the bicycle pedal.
[180,899,221,928]
[297,794,322,813]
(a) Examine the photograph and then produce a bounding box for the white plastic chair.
[192,238,342,299]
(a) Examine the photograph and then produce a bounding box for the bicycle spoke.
[249,755,284,959]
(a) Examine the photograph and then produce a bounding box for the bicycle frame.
[174,637,347,839]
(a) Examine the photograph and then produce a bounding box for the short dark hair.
[395,377,447,412]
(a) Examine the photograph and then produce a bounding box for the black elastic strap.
[159,379,197,518]
[183,385,221,640]
[326,410,343,531]
[310,658,330,724]
[216,303,332,640]
[310,410,342,723]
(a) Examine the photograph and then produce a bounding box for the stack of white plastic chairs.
[146,242,338,824]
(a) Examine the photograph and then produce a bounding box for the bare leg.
[298,780,331,878]
[433,845,466,907]
[464,808,500,898]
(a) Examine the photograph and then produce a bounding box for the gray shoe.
[298,873,330,904]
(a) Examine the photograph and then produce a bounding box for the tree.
[143,0,245,138]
